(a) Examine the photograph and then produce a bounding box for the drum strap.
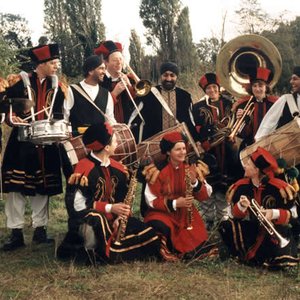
[71,84,108,121]
[151,87,179,123]
[286,94,300,117]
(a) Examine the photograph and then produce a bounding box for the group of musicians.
[0,39,299,269]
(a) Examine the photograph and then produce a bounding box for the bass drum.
[61,123,138,172]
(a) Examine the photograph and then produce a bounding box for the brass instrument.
[228,96,255,141]
[115,169,138,245]
[249,198,290,248]
[125,64,151,97]
[216,34,282,99]
[185,162,193,230]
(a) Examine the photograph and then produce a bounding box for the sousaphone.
[216,34,282,98]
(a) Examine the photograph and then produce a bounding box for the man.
[192,73,235,230]
[67,54,116,137]
[219,147,299,269]
[255,66,300,140]
[1,43,67,251]
[94,40,135,124]
[131,62,197,142]
[58,122,160,263]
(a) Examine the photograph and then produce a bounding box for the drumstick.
[23,107,50,121]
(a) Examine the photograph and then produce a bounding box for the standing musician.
[131,62,198,142]
[67,54,116,138]
[219,147,299,269]
[255,66,300,140]
[192,73,235,230]
[57,122,160,263]
[94,40,135,125]
[1,44,68,251]
[233,67,278,149]
[142,131,217,261]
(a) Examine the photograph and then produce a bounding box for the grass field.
[0,194,300,300]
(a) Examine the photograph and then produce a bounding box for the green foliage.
[44,0,105,77]
[0,38,19,77]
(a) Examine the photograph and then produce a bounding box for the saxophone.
[115,169,138,245]
[185,163,193,230]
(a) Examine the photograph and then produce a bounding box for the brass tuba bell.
[216,34,282,98]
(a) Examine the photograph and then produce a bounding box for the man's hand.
[111,203,130,218]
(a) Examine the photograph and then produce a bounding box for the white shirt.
[64,79,116,124]
[255,93,300,141]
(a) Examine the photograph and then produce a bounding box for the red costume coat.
[144,161,209,254]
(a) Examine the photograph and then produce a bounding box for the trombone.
[249,198,290,248]
[228,96,255,141]
[124,63,152,97]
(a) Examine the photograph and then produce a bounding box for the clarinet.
[185,162,193,230]
[115,169,138,245]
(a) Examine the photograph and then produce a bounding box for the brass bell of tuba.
[216,34,282,98]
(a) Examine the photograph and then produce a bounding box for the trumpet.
[249,198,290,248]
[228,96,255,141]
[125,64,152,97]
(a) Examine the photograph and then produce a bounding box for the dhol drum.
[29,119,71,145]
[61,123,138,170]
[137,122,202,164]
[240,117,300,167]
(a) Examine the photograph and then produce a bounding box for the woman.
[219,147,299,269]
[233,67,278,149]
[143,130,217,261]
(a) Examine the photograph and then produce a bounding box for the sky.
[1,0,300,57]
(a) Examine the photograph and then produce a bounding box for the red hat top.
[250,147,278,177]
[94,40,123,58]
[249,67,272,84]
[82,122,113,152]
[160,131,188,154]
[199,73,220,91]
[28,44,60,64]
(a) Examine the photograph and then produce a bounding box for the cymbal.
[0,98,34,113]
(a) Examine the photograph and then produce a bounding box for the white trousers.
[5,192,49,229]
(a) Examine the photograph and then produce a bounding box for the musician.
[142,131,217,261]
[57,122,160,263]
[94,40,135,124]
[192,73,234,230]
[130,62,198,141]
[1,44,67,251]
[255,66,300,140]
[234,67,278,148]
[219,147,299,268]
[67,54,116,137]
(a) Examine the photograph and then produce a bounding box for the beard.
[161,80,176,91]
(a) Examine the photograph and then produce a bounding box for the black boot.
[32,226,54,244]
[2,229,25,251]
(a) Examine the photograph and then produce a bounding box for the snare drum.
[29,119,71,145]
[137,122,200,164]
[17,125,31,142]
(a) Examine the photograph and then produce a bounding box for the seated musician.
[57,122,160,263]
[1,44,68,251]
[219,147,299,269]
[141,131,218,261]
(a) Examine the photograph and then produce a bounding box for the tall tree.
[235,0,276,34]
[140,0,181,61]
[0,13,32,49]
[44,0,105,77]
